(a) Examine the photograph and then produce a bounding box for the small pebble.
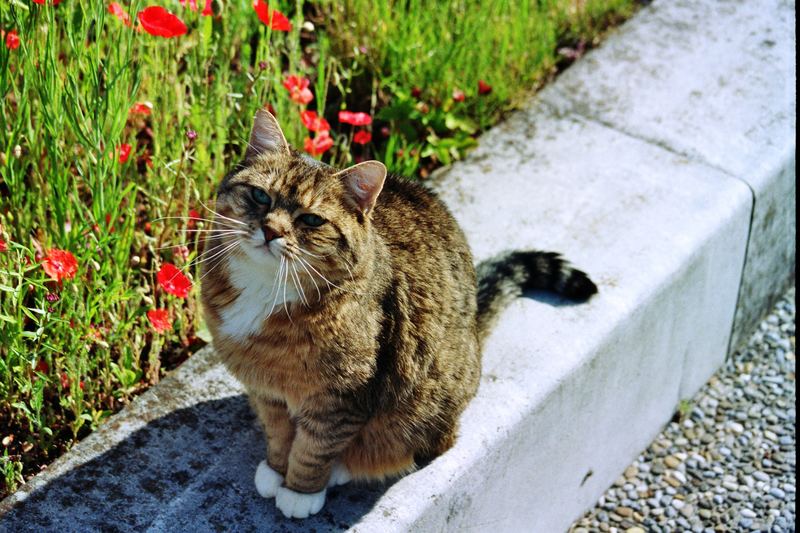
[769,487,786,500]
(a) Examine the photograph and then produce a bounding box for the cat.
[200,108,597,519]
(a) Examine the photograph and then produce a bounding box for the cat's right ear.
[246,107,290,160]
[335,161,387,215]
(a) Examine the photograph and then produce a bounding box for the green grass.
[0,0,636,498]
[317,0,636,174]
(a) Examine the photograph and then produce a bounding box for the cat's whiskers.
[294,255,322,302]
[296,247,336,260]
[297,246,357,285]
[294,255,364,296]
[340,258,356,285]
[266,256,286,317]
[197,242,240,282]
[198,200,248,227]
[288,259,309,307]
[180,228,249,234]
[181,238,232,263]
[186,238,241,271]
[281,258,294,324]
[151,216,244,231]
[156,230,246,251]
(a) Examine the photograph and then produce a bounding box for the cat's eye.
[298,213,326,227]
[251,187,271,207]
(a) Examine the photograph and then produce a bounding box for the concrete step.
[1,0,794,531]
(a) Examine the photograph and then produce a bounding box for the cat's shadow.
[523,288,589,307]
[0,396,394,532]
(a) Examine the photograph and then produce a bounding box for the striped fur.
[476,251,598,340]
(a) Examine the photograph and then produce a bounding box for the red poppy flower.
[118,143,132,163]
[478,79,492,95]
[42,249,78,282]
[411,87,422,98]
[300,110,330,132]
[304,130,333,156]
[253,0,291,31]
[60,372,70,389]
[108,2,132,26]
[4,30,20,50]
[147,308,172,333]
[282,75,313,105]
[338,110,372,126]
[157,262,192,298]
[187,209,201,229]
[452,89,465,102]
[130,102,152,115]
[138,6,188,38]
[353,130,372,145]
[202,0,213,16]
[35,360,49,374]
[32,0,63,4]
[0,237,7,252]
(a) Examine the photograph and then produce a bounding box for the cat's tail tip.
[551,261,598,302]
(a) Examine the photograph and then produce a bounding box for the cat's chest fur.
[218,253,300,339]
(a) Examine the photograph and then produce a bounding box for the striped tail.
[475,250,597,341]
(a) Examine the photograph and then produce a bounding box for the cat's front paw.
[255,460,284,498]
[275,486,326,519]
[327,462,352,487]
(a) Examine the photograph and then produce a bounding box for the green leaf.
[200,14,213,57]
[444,114,478,134]
[376,99,415,121]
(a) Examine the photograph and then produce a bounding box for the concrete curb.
[1,0,794,531]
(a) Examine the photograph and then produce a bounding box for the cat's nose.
[262,226,280,243]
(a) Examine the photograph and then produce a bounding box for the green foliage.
[321,0,636,171]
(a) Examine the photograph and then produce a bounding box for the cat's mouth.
[247,234,287,260]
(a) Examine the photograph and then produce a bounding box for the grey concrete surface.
[0,348,395,532]
[1,0,795,531]
[540,0,797,355]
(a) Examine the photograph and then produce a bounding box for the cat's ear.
[246,107,290,160]
[335,161,387,215]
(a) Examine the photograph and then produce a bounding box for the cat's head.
[208,108,386,287]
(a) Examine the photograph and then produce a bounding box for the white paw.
[327,462,352,487]
[275,486,326,519]
[254,460,284,498]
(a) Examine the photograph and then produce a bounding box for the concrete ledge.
[1,0,794,531]
[539,0,796,354]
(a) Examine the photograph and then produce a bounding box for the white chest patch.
[219,253,299,339]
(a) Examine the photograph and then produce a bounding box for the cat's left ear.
[335,161,387,215]
[246,107,290,160]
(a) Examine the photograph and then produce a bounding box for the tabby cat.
[200,109,597,519]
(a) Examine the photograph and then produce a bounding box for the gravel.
[569,287,796,533]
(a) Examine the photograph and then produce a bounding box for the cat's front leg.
[275,403,365,518]
[251,395,295,498]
